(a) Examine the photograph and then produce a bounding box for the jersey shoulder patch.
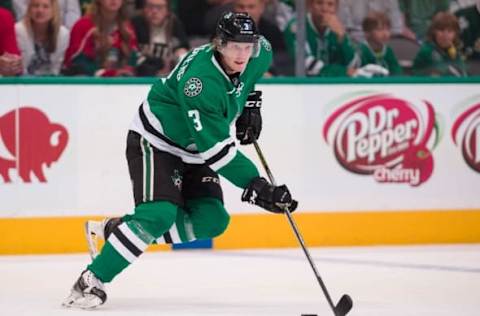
[259,36,272,52]
[184,77,203,97]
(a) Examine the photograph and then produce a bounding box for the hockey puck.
[301,314,317,316]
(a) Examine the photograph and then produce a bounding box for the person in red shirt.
[63,0,139,76]
[0,7,23,76]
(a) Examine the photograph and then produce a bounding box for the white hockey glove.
[353,64,390,78]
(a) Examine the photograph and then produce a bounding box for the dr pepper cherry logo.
[323,93,440,186]
[0,107,69,183]
[451,102,480,173]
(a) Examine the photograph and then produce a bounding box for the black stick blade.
[334,294,353,316]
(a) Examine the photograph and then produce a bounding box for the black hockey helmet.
[216,12,259,43]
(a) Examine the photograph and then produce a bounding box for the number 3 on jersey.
[188,110,203,131]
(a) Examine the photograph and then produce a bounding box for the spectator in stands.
[63,0,139,77]
[13,0,81,29]
[350,11,402,77]
[0,7,22,76]
[398,0,450,41]
[15,0,69,75]
[284,0,355,77]
[233,0,290,75]
[338,0,414,43]
[263,0,294,31]
[131,0,189,76]
[455,0,480,60]
[413,12,468,77]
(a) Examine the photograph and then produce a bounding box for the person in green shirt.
[62,12,297,310]
[283,0,356,77]
[350,11,402,77]
[413,11,468,77]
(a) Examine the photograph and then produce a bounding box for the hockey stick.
[252,138,353,316]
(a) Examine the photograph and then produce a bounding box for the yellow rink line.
[1,210,480,255]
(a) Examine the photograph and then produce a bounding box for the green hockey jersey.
[284,14,355,77]
[130,38,273,188]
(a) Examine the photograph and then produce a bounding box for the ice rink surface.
[1,244,479,316]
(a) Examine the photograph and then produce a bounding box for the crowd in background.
[0,0,479,78]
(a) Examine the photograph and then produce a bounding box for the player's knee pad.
[188,198,230,239]
[208,214,230,238]
[129,201,178,239]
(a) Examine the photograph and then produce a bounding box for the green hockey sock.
[88,201,178,282]
[88,241,130,282]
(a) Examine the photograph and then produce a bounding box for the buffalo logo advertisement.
[451,99,480,173]
[323,93,440,186]
[0,107,69,183]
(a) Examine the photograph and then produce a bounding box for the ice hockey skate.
[85,218,122,259]
[62,270,107,309]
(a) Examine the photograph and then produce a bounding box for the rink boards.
[0,77,479,254]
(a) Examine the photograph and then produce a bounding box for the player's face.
[219,41,255,74]
[434,28,456,49]
[29,0,53,25]
[144,0,169,26]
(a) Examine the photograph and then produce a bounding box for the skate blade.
[62,292,103,310]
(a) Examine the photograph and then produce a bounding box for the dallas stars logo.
[184,77,203,97]
[171,169,183,191]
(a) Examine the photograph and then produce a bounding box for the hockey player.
[62,11,297,309]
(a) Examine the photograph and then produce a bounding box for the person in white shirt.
[15,0,69,75]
